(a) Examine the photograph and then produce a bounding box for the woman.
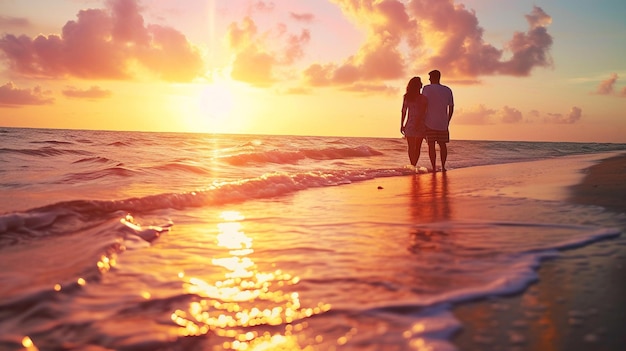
[400,76,428,167]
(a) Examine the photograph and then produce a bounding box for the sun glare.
[168,79,238,134]
[198,81,235,128]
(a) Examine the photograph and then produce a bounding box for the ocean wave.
[221,145,384,165]
[72,156,113,164]
[0,167,414,237]
[0,213,170,307]
[151,162,211,175]
[61,166,136,182]
[30,140,75,145]
[0,147,91,157]
[108,141,133,147]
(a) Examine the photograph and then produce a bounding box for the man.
[422,69,454,172]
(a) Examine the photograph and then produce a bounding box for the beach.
[452,153,626,351]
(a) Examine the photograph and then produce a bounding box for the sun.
[198,80,235,128]
[170,79,238,134]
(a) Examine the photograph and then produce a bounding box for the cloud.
[253,1,276,12]
[529,110,540,119]
[227,17,275,86]
[0,16,30,29]
[593,73,626,98]
[0,81,54,107]
[500,106,523,123]
[457,105,583,125]
[595,73,618,95]
[226,16,311,86]
[282,27,311,64]
[0,0,203,82]
[304,0,417,87]
[290,12,315,23]
[303,1,553,89]
[340,83,398,95]
[455,104,496,125]
[543,106,582,124]
[498,6,554,76]
[62,86,112,99]
[408,2,553,77]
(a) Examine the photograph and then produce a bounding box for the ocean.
[1,127,625,350]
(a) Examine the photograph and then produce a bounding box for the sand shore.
[452,153,626,351]
[285,150,626,350]
[568,153,626,213]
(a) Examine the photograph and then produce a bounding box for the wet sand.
[452,153,626,351]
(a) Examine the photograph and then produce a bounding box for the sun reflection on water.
[171,210,330,350]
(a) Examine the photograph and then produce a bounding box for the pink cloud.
[500,106,523,124]
[62,86,112,99]
[593,73,626,98]
[528,110,541,122]
[408,2,552,77]
[0,0,203,82]
[305,1,553,89]
[544,106,582,124]
[455,104,496,125]
[282,29,311,65]
[0,16,30,29]
[499,7,553,76]
[0,82,53,107]
[290,12,315,23]
[304,0,417,86]
[457,105,583,125]
[595,73,617,95]
[253,1,276,12]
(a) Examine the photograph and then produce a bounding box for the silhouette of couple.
[400,70,454,172]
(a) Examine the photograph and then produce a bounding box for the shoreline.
[568,153,626,214]
[452,153,626,351]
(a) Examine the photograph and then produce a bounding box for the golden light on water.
[96,254,116,273]
[171,210,330,350]
[21,336,39,351]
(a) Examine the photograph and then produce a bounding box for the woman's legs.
[406,137,423,166]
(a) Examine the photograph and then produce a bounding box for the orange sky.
[0,0,625,142]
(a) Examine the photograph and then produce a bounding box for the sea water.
[0,127,625,350]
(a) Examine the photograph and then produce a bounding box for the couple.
[400,70,454,172]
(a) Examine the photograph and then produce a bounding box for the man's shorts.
[426,128,450,143]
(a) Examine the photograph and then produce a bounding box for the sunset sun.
[198,81,235,124]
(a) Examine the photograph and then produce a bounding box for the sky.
[0,0,625,142]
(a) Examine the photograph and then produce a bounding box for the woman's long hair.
[404,76,422,102]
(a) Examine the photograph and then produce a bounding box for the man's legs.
[428,139,437,172]
[439,141,448,171]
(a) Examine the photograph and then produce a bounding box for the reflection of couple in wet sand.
[400,70,454,172]
[408,171,451,253]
